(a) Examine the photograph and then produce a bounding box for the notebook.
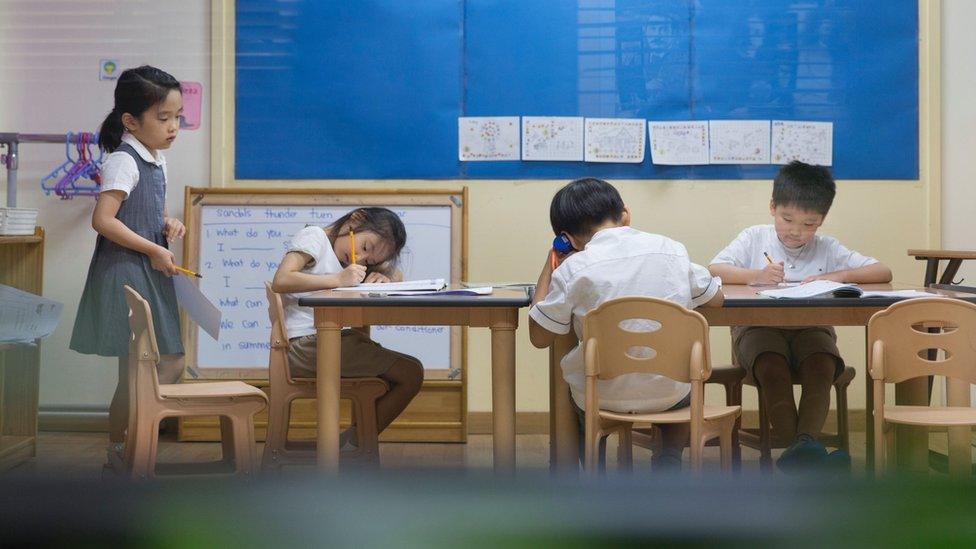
[332,278,446,292]
[759,280,934,299]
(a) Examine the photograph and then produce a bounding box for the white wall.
[0,1,210,410]
[942,0,976,280]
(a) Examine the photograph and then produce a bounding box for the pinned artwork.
[771,120,833,166]
[180,82,204,130]
[521,116,584,161]
[458,117,520,161]
[584,118,646,163]
[708,120,771,164]
[648,121,709,165]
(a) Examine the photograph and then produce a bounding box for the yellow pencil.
[763,252,774,265]
[175,266,202,278]
[349,229,357,265]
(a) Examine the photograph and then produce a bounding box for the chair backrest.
[265,282,295,383]
[123,285,162,401]
[581,296,711,383]
[868,298,976,394]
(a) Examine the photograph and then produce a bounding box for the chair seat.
[884,405,976,427]
[708,364,746,385]
[160,381,267,401]
[600,404,741,425]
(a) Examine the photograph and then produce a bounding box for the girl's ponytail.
[98,108,125,152]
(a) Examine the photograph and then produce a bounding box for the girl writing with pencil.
[271,208,423,449]
[70,66,187,449]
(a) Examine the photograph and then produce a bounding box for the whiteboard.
[195,204,453,372]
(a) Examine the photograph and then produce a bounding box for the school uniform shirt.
[529,226,721,414]
[99,133,168,197]
[709,224,877,282]
[282,225,343,339]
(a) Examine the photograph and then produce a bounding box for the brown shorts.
[287,329,421,379]
[732,326,844,378]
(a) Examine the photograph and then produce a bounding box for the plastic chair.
[868,297,976,478]
[261,282,388,469]
[117,286,268,479]
[581,297,741,474]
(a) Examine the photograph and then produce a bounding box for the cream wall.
[0,1,211,411]
[0,2,950,418]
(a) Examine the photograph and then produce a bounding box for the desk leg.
[549,334,579,473]
[864,328,874,471]
[491,324,516,474]
[316,326,342,472]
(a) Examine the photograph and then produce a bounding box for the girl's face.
[124,89,183,151]
[334,230,393,267]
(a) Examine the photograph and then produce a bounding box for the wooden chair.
[738,359,856,473]
[868,297,976,478]
[261,282,388,469]
[581,297,740,474]
[116,286,268,479]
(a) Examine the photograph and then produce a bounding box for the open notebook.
[332,278,446,292]
[758,280,933,299]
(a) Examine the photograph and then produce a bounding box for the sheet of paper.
[521,116,584,161]
[758,280,857,299]
[648,121,709,165]
[771,120,833,166]
[333,278,446,292]
[0,284,63,344]
[860,290,937,299]
[458,117,520,161]
[708,120,771,164]
[370,286,493,297]
[584,118,646,163]
[174,275,221,341]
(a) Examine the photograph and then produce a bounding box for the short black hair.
[549,178,625,237]
[772,161,836,215]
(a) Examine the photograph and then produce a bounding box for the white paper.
[648,121,709,165]
[173,275,221,341]
[771,120,833,166]
[333,278,446,292]
[758,280,857,299]
[458,117,520,161]
[708,120,771,164]
[521,116,585,161]
[584,118,646,163]
[859,290,937,299]
[370,286,493,297]
[0,284,63,344]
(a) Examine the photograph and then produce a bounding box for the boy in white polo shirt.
[709,161,892,472]
[529,178,724,471]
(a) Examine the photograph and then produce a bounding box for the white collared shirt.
[282,225,343,339]
[529,226,721,413]
[99,133,168,198]
[709,225,877,282]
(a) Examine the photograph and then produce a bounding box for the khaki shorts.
[287,329,420,379]
[732,326,844,378]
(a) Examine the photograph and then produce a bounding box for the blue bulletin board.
[235,1,919,180]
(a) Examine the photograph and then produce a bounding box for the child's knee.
[754,353,791,385]
[800,353,837,383]
[393,356,424,394]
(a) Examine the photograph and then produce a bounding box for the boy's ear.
[768,200,777,217]
[621,205,631,227]
[565,232,584,251]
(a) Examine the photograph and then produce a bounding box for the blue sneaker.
[776,434,827,474]
[822,448,852,473]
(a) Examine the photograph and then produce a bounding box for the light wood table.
[548,284,976,473]
[299,288,531,473]
[908,249,976,287]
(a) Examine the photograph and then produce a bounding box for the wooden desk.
[548,284,976,472]
[908,249,976,287]
[300,288,531,473]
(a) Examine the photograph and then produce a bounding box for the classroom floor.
[8,428,945,479]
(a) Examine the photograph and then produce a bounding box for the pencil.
[763,252,774,265]
[349,229,357,265]
[175,266,202,278]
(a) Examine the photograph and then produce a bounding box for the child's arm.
[529,254,558,348]
[162,206,186,242]
[92,190,178,276]
[271,251,366,293]
[363,260,402,284]
[803,262,893,284]
[709,262,785,285]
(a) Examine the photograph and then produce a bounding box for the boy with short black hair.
[709,161,892,472]
[529,178,724,470]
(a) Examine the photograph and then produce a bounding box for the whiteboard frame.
[182,187,468,383]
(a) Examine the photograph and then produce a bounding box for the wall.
[0,1,211,413]
[0,1,954,420]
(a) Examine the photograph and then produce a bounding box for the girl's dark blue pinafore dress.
[70,143,183,357]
